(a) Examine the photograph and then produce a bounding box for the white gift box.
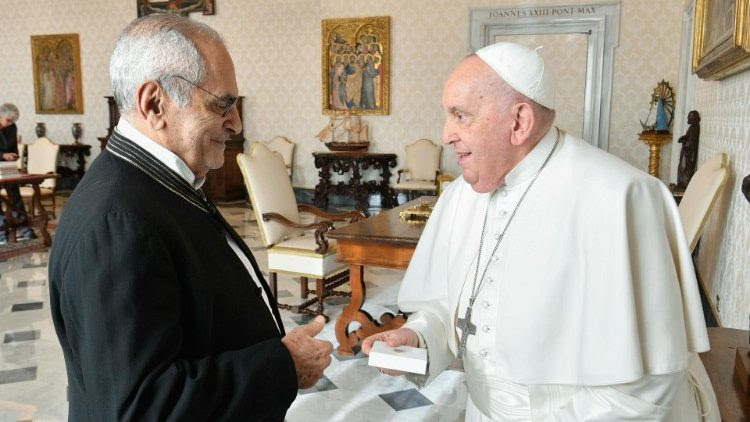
[368,341,428,375]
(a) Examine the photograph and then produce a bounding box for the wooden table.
[313,152,398,213]
[328,196,436,355]
[701,327,750,421]
[0,173,57,246]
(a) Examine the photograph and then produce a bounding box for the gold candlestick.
[638,131,672,178]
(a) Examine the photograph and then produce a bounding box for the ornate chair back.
[264,136,295,177]
[405,138,441,182]
[237,143,303,247]
[678,153,729,253]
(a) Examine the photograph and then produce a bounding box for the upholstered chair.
[20,137,59,218]
[264,136,295,178]
[393,138,442,201]
[678,153,729,253]
[16,135,24,171]
[237,143,364,320]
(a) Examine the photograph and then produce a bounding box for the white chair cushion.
[19,186,54,197]
[393,180,437,191]
[268,236,347,278]
[237,143,302,247]
[405,139,441,181]
[678,153,729,252]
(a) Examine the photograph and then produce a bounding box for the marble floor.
[0,200,467,422]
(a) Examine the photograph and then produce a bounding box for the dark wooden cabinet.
[98,95,246,201]
[204,96,245,201]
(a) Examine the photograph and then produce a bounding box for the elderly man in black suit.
[0,103,36,242]
[49,14,331,421]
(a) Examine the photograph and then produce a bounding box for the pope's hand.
[2,153,18,161]
[281,315,333,388]
[362,327,419,376]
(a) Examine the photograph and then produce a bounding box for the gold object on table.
[399,198,433,224]
[638,131,672,178]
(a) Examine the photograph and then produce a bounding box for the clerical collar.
[501,126,559,188]
[115,118,206,189]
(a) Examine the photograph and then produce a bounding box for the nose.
[442,118,456,145]
[225,105,242,135]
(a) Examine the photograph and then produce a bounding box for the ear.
[509,102,535,147]
[135,81,168,131]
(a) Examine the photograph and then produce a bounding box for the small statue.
[674,110,700,190]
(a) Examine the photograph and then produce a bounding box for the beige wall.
[4,1,746,326]
[1,0,683,188]
[688,70,750,329]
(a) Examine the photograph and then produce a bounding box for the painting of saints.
[31,34,83,114]
[322,16,389,115]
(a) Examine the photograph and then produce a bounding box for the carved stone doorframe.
[469,2,620,151]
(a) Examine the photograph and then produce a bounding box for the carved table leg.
[335,263,406,355]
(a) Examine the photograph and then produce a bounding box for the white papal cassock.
[399,127,719,421]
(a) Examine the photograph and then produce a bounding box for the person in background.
[0,103,37,243]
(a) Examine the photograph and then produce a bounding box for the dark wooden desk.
[0,173,57,246]
[57,143,92,190]
[313,152,398,213]
[328,196,436,355]
[701,327,750,421]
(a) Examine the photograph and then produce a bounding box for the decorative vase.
[35,122,46,138]
[71,122,82,144]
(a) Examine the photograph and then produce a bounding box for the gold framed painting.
[322,16,390,115]
[31,33,84,114]
[692,0,750,80]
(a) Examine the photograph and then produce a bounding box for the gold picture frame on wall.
[322,16,390,115]
[692,0,750,80]
[31,33,84,114]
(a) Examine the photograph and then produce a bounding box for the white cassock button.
[499,189,507,197]
[498,209,508,217]
[491,255,499,263]
[482,301,491,308]
[486,277,494,283]
[479,349,488,357]
[482,325,491,333]
[494,233,502,241]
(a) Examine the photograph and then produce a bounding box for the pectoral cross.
[456,306,476,358]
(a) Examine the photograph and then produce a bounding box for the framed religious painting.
[322,16,390,115]
[137,0,215,17]
[692,0,750,80]
[30,33,84,114]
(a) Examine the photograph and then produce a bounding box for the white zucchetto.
[476,42,555,110]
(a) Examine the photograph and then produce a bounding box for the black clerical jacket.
[0,123,18,157]
[49,132,297,421]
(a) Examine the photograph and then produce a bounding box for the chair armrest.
[397,168,410,183]
[297,204,366,223]
[262,212,335,253]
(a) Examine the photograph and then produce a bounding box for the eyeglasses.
[165,74,238,117]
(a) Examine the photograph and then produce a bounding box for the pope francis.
[362,42,719,421]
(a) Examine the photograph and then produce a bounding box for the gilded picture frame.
[692,0,750,80]
[137,0,215,17]
[322,16,390,115]
[30,33,84,114]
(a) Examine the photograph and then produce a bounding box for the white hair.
[0,103,19,122]
[109,14,225,113]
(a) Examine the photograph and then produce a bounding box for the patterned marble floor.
[0,201,466,422]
